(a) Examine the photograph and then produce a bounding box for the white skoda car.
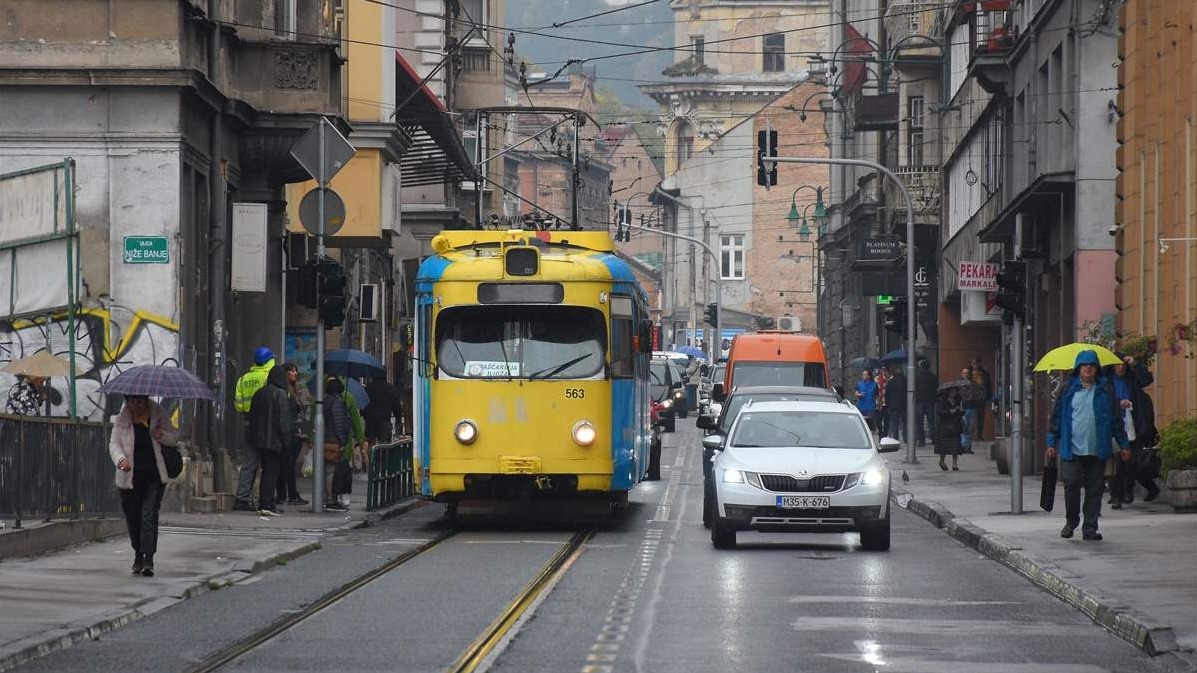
[707,399,900,551]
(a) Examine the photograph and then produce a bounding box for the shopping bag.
[1123,407,1136,442]
[1039,457,1058,512]
[1137,448,1161,479]
[302,449,313,478]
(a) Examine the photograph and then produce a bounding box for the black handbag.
[162,444,184,479]
[1137,448,1161,480]
[1040,457,1058,512]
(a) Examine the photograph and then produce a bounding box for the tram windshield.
[436,305,607,380]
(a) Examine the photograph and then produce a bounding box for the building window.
[459,0,486,41]
[690,36,705,65]
[763,33,785,72]
[908,12,920,34]
[675,120,694,167]
[720,234,745,280]
[274,0,296,39]
[907,96,925,166]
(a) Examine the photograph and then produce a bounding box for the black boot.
[131,552,144,575]
[141,555,155,577]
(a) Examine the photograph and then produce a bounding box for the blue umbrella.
[99,365,214,400]
[307,375,370,410]
[880,347,924,365]
[677,345,706,359]
[324,349,386,379]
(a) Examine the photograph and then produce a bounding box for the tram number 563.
[564,388,585,399]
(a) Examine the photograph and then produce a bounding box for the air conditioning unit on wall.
[776,315,800,332]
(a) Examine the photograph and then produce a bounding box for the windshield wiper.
[498,338,514,381]
[529,352,593,380]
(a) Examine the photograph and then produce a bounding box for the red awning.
[393,53,477,187]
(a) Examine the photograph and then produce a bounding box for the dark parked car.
[650,357,684,432]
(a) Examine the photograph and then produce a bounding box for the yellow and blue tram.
[413,229,653,509]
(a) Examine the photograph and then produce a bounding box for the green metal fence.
[366,437,415,511]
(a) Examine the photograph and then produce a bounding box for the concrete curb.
[0,519,127,561]
[892,487,1196,672]
[0,497,423,672]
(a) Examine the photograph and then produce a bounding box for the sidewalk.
[889,441,1197,672]
[0,475,422,672]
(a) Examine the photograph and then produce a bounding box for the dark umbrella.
[307,375,370,410]
[936,379,973,393]
[99,365,214,400]
[324,349,386,379]
[881,347,924,364]
[846,356,883,370]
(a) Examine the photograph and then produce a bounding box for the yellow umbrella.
[1,351,86,378]
[1033,343,1122,372]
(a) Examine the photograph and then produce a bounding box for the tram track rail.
[182,527,595,673]
[181,529,458,673]
[447,528,594,673]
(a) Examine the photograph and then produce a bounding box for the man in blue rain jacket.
[1046,349,1129,541]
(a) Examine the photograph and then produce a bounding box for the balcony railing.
[884,1,943,48]
[885,165,941,213]
[462,48,491,73]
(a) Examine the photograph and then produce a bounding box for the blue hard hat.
[254,346,275,365]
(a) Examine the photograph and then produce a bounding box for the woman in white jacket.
[108,395,179,576]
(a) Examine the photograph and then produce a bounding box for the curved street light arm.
[762,154,918,465]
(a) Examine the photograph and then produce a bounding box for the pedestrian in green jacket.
[233,346,276,511]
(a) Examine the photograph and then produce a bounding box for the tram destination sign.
[123,236,169,264]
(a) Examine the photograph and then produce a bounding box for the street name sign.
[123,236,169,264]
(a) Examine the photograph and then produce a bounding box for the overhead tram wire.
[551,0,664,28]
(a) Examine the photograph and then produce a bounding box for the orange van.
[716,331,830,399]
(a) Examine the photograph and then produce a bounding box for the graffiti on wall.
[1,305,180,420]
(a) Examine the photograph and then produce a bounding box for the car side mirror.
[702,435,723,452]
[712,382,725,402]
[878,437,901,453]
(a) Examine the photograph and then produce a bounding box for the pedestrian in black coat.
[934,388,965,471]
[247,365,295,516]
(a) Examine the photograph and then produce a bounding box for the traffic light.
[883,298,907,333]
[317,259,348,328]
[297,261,318,308]
[994,260,1026,321]
[756,130,778,187]
[704,302,718,326]
[615,205,632,242]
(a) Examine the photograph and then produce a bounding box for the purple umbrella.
[99,365,215,400]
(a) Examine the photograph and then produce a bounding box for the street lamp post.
[785,187,829,338]
[627,221,722,364]
[765,155,918,464]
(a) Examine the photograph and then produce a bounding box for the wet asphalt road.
[16,417,1166,673]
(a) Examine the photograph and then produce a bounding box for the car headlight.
[661,399,673,409]
[721,469,761,487]
[572,420,597,446]
[453,419,478,445]
[673,390,685,400]
[845,469,887,489]
[861,469,886,486]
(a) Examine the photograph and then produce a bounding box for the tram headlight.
[454,419,478,445]
[572,420,597,447]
